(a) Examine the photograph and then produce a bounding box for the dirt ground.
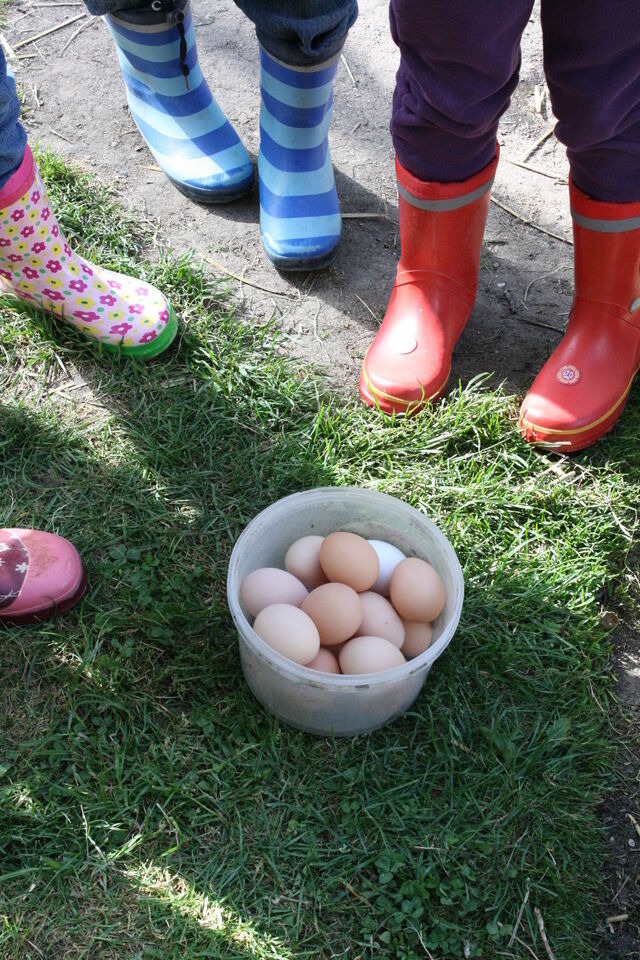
[3,0,639,953]
[6,0,576,395]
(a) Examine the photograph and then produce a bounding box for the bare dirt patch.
[7,0,573,395]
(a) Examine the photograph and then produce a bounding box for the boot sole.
[3,293,179,361]
[168,175,254,206]
[100,305,178,360]
[263,240,339,273]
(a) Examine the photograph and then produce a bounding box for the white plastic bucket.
[227,487,464,736]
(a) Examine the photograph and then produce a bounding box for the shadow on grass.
[0,384,333,958]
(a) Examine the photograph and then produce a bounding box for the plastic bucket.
[227,487,464,736]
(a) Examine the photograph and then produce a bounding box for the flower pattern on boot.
[0,147,177,356]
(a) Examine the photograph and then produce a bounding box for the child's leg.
[101,0,254,204]
[390,0,534,183]
[0,50,27,189]
[361,0,533,414]
[519,1,640,450]
[0,50,177,358]
[541,1,640,203]
[234,0,358,269]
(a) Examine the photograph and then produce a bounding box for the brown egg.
[284,535,327,590]
[319,531,379,592]
[389,558,446,622]
[339,636,406,675]
[401,621,433,658]
[301,582,362,646]
[240,567,308,618]
[305,647,341,674]
[253,603,320,664]
[355,591,405,649]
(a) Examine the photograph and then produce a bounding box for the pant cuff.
[0,144,33,207]
[256,28,347,67]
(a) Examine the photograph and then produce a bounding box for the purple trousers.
[390,0,640,202]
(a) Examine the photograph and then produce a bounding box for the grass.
[0,150,638,960]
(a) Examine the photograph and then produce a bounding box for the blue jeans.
[233,0,357,64]
[0,50,27,190]
[83,0,357,65]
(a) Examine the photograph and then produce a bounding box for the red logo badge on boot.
[556,364,581,386]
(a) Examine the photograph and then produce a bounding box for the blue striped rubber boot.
[258,47,342,271]
[105,0,254,204]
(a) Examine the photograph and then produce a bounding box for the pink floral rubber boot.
[0,146,177,357]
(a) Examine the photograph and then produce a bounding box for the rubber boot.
[360,151,498,414]
[519,180,640,452]
[106,0,254,204]
[258,47,342,271]
[0,528,86,625]
[0,146,177,357]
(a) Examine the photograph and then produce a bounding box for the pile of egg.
[240,532,446,676]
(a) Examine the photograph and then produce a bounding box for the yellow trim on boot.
[361,349,450,412]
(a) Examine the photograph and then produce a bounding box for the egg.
[301,582,362,646]
[355,591,405,649]
[339,636,406,675]
[305,647,341,674]
[319,531,379,592]
[285,535,327,590]
[253,603,320,664]
[368,539,406,596]
[389,558,446,622]
[401,621,433,658]
[240,567,308,618]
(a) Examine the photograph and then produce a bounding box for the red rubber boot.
[360,150,498,415]
[519,181,640,452]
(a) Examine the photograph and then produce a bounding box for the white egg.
[367,540,406,596]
